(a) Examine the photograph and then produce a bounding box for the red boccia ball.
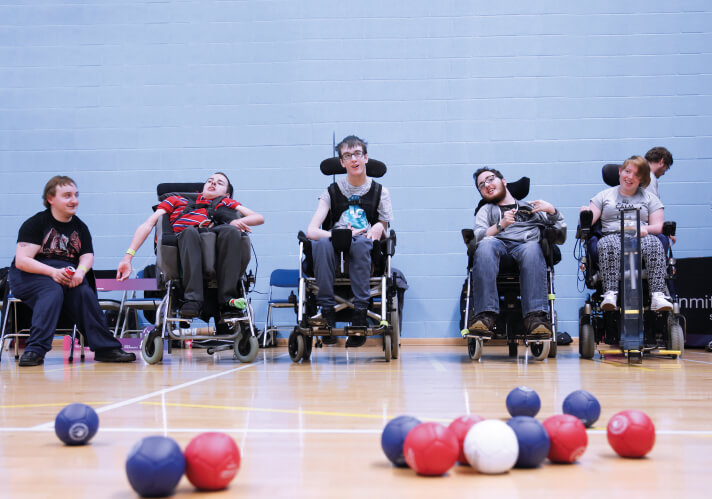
[448,414,484,464]
[403,422,459,476]
[184,432,241,491]
[542,414,588,463]
[607,410,656,458]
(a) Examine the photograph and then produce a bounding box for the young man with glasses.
[467,167,566,338]
[306,135,393,347]
[117,172,264,318]
[644,146,673,200]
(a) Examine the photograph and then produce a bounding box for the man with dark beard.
[467,168,566,338]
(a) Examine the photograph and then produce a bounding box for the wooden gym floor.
[0,341,710,498]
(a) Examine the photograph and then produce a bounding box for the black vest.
[327,181,382,230]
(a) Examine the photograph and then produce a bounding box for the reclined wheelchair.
[140,182,259,364]
[576,164,684,363]
[460,177,565,362]
[290,157,400,363]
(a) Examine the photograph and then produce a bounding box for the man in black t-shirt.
[8,176,136,366]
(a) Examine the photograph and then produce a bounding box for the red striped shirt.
[157,195,240,233]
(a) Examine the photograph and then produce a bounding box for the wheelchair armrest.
[385,229,397,256]
[461,228,475,246]
[298,230,309,244]
[663,221,676,237]
[543,225,566,246]
[578,210,593,240]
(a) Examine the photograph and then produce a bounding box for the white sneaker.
[651,292,673,312]
[600,291,618,311]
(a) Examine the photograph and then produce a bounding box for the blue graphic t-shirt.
[342,195,369,229]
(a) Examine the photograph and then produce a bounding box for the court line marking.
[141,401,388,420]
[28,356,282,430]
[2,427,712,436]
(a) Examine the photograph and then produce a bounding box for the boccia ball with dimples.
[463,419,519,474]
[506,386,541,417]
[542,414,588,463]
[607,410,656,458]
[563,390,601,427]
[403,422,459,476]
[381,415,422,467]
[54,403,99,446]
[184,432,241,491]
[506,416,550,468]
[125,436,186,498]
[448,414,484,464]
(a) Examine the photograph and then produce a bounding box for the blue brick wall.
[2,1,711,339]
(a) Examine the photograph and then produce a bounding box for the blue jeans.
[312,235,373,309]
[8,259,122,356]
[472,237,548,317]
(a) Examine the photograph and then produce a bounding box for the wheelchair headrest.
[602,163,621,187]
[319,157,387,178]
[157,183,204,199]
[474,176,530,214]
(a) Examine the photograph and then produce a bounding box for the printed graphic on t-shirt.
[500,204,535,224]
[40,228,81,260]
[342,195,368,230]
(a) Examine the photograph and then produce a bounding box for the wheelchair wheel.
[529,341,550,361]
[233,330,259,363]
[667,317,684,359]
[288,330,305,363]
[141,326,163,365]
[302,335,313,361]
[390,296,400,360]
[468,337,483,361]
[579,323,595,359]
[383,334,392,362]
[548,338,557,358]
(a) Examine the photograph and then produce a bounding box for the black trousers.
[8,259,122,356]
[176,225,250,304]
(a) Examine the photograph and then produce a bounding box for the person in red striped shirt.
[117,172,264,318]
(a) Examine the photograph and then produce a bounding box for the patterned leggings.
[597,234,668,294]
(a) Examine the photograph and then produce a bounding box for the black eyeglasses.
[477,174,497,191]
[341,151,364,161]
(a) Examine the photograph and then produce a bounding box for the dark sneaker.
[322,307,336,329]
[351,308,369,328]
[523,312,553,339]
[468,312,497,334]
[95,349,137,363]
[320,307,338,345]
[346,335,367,348]
[19,351,44,366]
[179,301,201,318]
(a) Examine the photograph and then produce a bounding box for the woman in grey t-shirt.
[581,156,672,312]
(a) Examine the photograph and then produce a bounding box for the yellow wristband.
[126,248,136,256]
[77,264,89,273]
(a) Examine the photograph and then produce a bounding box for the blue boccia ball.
[381,415,421,467]
[506,386,541,417]
[54,403,99,446]
[563,389,601,427]
[506,416,551,468]
[126,436,186,498]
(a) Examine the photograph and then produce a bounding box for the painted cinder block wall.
[1,1,711,338]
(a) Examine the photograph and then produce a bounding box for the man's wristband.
[77,264,89,274]
[126,248,136,257]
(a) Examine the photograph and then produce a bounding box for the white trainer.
[600,291,618,311]
[651,292,673,312]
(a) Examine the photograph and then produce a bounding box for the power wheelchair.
[290,157,400,363]
[576,164,684,363]
[460,176,565,362]
[140,182,259,364]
